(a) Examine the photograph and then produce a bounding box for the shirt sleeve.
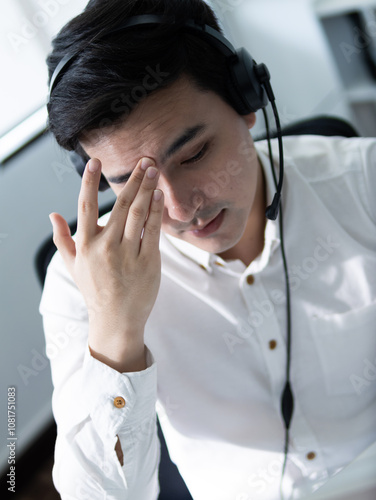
[39,250,160,500]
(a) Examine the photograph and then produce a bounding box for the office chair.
[255,114,359,141]
[35,115,359,500]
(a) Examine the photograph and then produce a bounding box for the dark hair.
[47,0,230,159]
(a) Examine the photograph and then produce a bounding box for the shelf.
[345,83,376,102]
[314,0,376,17]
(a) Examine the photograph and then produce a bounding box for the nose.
[158,174,204,223]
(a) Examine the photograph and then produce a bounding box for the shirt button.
[269,340,277,350]
[306,451,316,460]
[246,275,255,285]
[114,396,126,408]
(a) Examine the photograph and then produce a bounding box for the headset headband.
[49,15,242,95]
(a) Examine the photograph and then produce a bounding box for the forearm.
[40,274,160,499]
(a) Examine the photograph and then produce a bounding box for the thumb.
[49,213,76,273]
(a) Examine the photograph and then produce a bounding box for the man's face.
[81,77,264,255]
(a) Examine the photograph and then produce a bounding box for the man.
[40,0,376,499]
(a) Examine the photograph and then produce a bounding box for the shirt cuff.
[81,344,157,441]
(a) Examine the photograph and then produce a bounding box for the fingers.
[74,155,162,258]
[76,158,102,243]
[49,213,76,273]
[123,164,161,248]
[106,157,157,242]
[140,189,164,255]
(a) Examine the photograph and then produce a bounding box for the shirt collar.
[163,139,281,273]
[163,233,213,271]
[251,140,281,272]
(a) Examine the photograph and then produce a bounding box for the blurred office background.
[1,0,376,498]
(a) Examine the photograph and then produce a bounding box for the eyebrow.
[107,124,207,184]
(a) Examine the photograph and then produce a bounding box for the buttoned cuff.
[81,345,157,441]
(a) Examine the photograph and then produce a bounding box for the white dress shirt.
[40,135,376,500]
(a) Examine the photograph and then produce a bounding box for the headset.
[49,14,293,499]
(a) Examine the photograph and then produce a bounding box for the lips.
[188,209,225,238]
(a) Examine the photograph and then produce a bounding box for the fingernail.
[49,214,55,229]
[88,159,100,173]
[153,189,162,202]
[147,167,158,179]
[141,158,154,171]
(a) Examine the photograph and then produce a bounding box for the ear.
[243,112,257,130]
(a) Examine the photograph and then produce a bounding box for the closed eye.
[107,172,132,185]
[182,143,209,165]
[109,142,210,185]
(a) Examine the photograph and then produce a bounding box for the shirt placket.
[239,271,286,404]
[288,402,329,495]
[239,271,329,493]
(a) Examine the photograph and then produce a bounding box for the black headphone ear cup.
[225,68,251,115]
[228,48,269,114]
[68,151,110,191]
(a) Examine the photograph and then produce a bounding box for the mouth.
[188,209,225,238]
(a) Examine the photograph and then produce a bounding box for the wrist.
[89,342,147,373]
[88,325,146,373]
